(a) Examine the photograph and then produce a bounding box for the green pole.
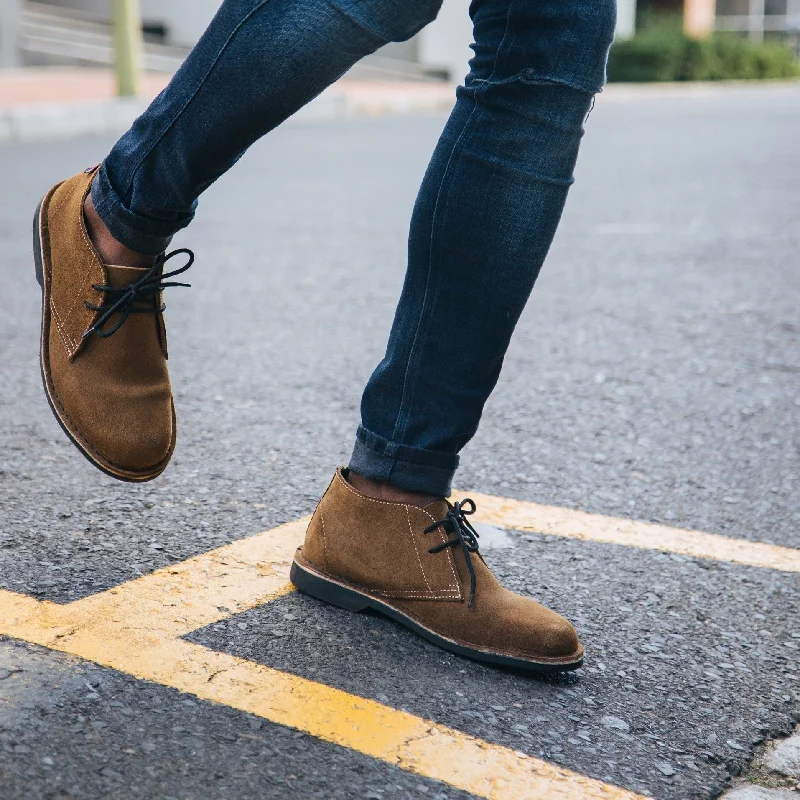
[112,0,142,97]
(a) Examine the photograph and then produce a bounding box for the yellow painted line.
[11,486,797,800]
[59,518,309,643]
[465,492,800,573]
[0,589,646,800]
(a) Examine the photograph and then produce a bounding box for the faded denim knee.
[328,0,444,43]
[469,0,617,95]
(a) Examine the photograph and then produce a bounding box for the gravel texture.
[191,533,799,799]
[1,84,799,799]
[0,639,470,800]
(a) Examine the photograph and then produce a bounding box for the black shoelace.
[424,498,482,608]
[82,248,194,339]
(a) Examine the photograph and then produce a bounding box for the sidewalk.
[0,67,457,143]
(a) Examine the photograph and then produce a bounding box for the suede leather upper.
[297,469,583,665]
[43,171,108,359]
[303,472,463,602]
[38,170,176,481]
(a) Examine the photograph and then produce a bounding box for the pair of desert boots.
[34,169,583,673]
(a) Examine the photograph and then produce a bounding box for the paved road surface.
[1,83,799,799]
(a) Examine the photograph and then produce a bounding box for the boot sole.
[290,557,584,674]
[34,191,176,483]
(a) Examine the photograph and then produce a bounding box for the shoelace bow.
[83,248,194,339]
[424,498,482,608]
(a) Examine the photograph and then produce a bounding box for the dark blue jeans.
[93,0,616,496]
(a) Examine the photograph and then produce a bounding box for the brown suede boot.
[33,169,191,481]
[291,468,584,673]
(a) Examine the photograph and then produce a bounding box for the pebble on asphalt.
[724,787,800,800]
[764,735,800,777]
[600,715,630,732]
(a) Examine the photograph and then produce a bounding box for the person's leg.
[293,0,615,673]
[90,0,444,258]
[36,0,445,481]
[349,0,617,498]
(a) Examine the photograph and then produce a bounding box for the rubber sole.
[34,193,175,483]
[290,558,584,674]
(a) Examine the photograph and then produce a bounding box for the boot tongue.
[104,263,157,290]
[88,263,166,355]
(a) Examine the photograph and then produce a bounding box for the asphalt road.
[1,83,799,800]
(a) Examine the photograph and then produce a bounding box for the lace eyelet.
[82,248,194,340]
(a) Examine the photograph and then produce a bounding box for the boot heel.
[290,561,370,612]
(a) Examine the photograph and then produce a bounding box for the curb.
[0,96,149,143]
[720,726,800,800]
[0,83,457,144]
[3,78,797,144]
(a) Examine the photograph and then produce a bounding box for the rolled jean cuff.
[348,425,458,497]
[91,162,189,256]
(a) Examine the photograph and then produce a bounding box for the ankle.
[346,470,440,508]
[83,193,155,268]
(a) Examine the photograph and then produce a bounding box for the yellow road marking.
[1,586,646,800]
[5,489,798,799]
[466,492,800,573]
[63,518,308,642]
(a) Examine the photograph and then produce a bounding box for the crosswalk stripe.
[5,489,797,799]
[465,492,800,573]
[0,586,648,800]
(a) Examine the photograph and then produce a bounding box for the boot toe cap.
[92,401,174,475]
[495,594,583,662]
[535,614,581,658]
[102,426,173,473]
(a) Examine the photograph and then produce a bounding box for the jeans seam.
[357,425,458,470]
[350,432,457,495]
[488,0,518,81]
[389,98,482,445]
[118,0,270,202]
[390,0,517,445]
[473,70,602,96]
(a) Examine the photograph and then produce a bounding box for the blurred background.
[0,0,798,91]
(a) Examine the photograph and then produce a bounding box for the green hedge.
[607,25,800,82]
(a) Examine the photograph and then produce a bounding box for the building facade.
[2,1,798,72]
[0,0,634,76]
